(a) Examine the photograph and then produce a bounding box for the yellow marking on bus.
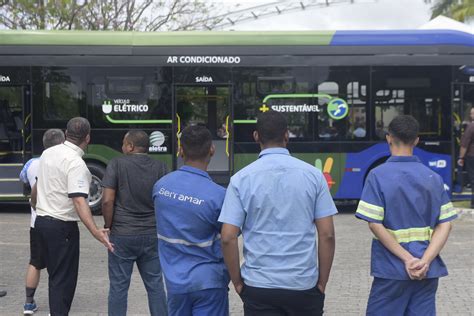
[225,115,230,157]
[176,114,181,157]
[323,157,333,174]
[259,104,269,112]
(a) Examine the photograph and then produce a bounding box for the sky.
[211,0,442,31]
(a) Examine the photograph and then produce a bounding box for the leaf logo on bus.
[315,157,336,189]
[102,100,113,114]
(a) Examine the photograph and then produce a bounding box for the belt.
[41,215,64,222]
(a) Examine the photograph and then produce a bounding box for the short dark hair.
[180,125,212,160]
[256,111,288,144]
[388,115,419,144]
[66,117,90,143]
[125,130,149,153]
[42,129,65,149]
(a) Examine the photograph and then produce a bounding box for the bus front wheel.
[86,162,105,216]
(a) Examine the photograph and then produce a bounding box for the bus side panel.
[335,143,452,199]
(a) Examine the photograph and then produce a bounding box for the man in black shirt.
[102,130,168,316]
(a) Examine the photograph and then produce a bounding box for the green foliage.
[430,0,474,22]
[0,0,225,30]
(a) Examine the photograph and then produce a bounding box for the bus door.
[174,85,232,185]
[452,82,474,192]
[0,84,31,197]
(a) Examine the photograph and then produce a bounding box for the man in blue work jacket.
[153,125,229,316]
[356,115,457,315]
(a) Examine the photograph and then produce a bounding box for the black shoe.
[0,290,6,297]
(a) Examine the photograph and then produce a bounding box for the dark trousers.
[366,277,438,316]
[35,216,80,316]
[466,157,474,207]
[240,283,325,316]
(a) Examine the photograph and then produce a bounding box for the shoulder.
[23,158,38,170]
[68,155,88,170]
[207,180,226,198]
[150,157,168,169]
[154,170,177,187]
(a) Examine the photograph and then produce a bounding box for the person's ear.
[413,137,419,147]
[386,134,392,146]
[284,130,289,144]
[209,144,215,157]
[85,134,91,145]
[253,131,259,143]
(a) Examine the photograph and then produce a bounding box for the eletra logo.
[327,98,349,120]
[150,131,165,147]
[149,131,167,153]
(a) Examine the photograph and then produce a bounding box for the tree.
[429,0,474,22]
[0,0,227,31]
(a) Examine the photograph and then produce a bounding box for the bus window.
[373,66,450,141]
[409,98,443,138]
[346,82,368,139]
[316,80,368,140]
[257,76,295,94]
[88,68,172,127]
[375,104,404,139]
[41,68,83,121]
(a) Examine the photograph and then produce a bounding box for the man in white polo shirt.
[20,128,65,315]
[32,117,112,316]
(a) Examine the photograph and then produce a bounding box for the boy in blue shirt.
[356,115,457,315]
[153,125,229,316]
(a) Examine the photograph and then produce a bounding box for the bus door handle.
[176,113,181,157]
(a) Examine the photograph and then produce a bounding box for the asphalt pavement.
[0,205,472,315]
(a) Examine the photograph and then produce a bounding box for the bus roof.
[0,29,472,47]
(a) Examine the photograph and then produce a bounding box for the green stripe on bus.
[262,93,333,103]
[106,115,172,124]
[234,120,257,124]
[0,30,335,46]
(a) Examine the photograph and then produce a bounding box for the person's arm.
[458,146,467,167]
[72,196,114,252]
[368,222,427,279]
[420,222,452,266]
[458,124,473,166]
[30,183,37,210]
[221,223,243,294]
[315,216,335,293]
[101,188,116,229]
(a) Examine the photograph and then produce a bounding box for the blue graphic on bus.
[327,98,349,120]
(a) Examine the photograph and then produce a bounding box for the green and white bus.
[0,29,473,212]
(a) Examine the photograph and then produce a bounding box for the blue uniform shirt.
[153,166,229,294]
[356,155,457,280]
[218,148,338,290]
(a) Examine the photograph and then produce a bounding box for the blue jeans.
[108,234,167,316]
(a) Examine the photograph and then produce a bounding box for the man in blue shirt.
[356,115,457,316]
[153,125,229,316]
[219,111,337,315]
